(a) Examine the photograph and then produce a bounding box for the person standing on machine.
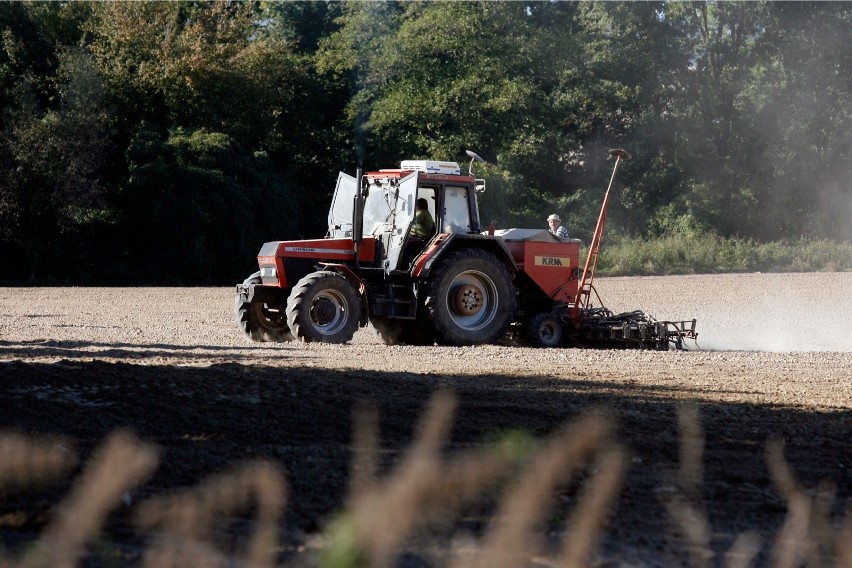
[547,213,569,238]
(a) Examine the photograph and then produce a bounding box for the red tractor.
[235,150,696,349]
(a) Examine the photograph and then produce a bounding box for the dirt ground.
[1,273,851,566]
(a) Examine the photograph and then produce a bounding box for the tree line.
[0,1,848,284]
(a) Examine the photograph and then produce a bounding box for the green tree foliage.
[0,3,106,280]
[0,1,849,283]
[119,127,296,283]
[315,1,850,243]
[646,2,850,241]
[86,2,302,150]
[550,2,687,238]
[316,2,579,227]
[751,2,852,240]
[660,2,776,237]
[257,0,353,236]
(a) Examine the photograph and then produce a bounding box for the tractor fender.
[412,233,518,279]
[317,262,370,327]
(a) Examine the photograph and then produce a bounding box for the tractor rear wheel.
[424,249,516,346]
[287,271,361,343]
[234,273,293,343]
[525,313,563,347]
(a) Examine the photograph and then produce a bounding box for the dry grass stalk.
[21,430,159,568]
[837,512,852,567]
[338,389,536,568]
[465,414,614,568]
[559,444,627,568]
[347,390,457,563]
[344,438,522,568]
[678,404,704,502]
[767,438,811,568]
[0,432,77,489]
[421,445,517,525]
[7,399,850,568]
[724,532,761,568]
[136,460,286,568]
[408,389,457,458]
[807,481,836,567]
[664,404,712,568]
[345,390,494,568]
[348,401,379,502]
[664,494,713,568]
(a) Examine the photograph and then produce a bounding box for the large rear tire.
[234,273,293,343]
[287,271,361,344]
[424,249,516,346]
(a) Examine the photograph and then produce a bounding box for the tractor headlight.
[260,266,277,278]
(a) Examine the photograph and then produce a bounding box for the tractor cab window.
[442,186,471,234]
[362,183,395,237]
[361,174,420,239]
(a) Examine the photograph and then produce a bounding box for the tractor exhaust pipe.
[352,167,364,265]
[573,149,632,320]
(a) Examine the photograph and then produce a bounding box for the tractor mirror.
[465,149,486,176]
[465,150,485,162]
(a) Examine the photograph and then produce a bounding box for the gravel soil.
[1,273,851,566]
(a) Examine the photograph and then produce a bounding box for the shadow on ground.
[1,354,850,566]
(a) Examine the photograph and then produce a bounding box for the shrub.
[596,235,852,276]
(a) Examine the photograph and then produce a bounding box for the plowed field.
[1,273,851,566]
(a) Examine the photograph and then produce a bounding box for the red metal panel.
[411,234,451,277]
[256,237,378,288]
[262,237,377,263]
[273,238,354,260]
[357,237,377,263]
[509,240,580,303]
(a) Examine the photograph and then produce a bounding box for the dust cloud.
[596,272,852,353]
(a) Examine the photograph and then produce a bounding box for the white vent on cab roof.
[400,160,461,175]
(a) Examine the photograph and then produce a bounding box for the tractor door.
[382,173,419,273]
[327,172,357,238]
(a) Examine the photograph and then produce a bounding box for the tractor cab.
[327,160,482,274]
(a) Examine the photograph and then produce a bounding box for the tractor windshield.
[361,173,418,238]
[362,184,395,237]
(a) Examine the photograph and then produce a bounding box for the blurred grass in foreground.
[595,236,852,276]
[2,393,852,567]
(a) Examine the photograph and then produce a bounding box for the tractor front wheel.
[424,249,516,346]
[287,271,361,343]
[234,273,293,343]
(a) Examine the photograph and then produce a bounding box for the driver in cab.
[409,198,435,238]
